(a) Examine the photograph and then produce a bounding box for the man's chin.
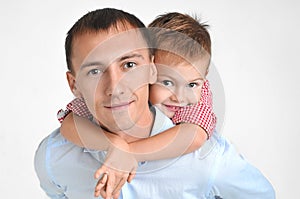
[98,117,135,132]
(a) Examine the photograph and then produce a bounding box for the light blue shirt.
[34,107,275,199]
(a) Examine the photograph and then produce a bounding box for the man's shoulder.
[35,128,68,151]
[34,128,78,163]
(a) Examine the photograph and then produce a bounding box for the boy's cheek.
[186,89,202,104]
[149,84,170,104]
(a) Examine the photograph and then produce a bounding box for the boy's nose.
[170,88,185,103]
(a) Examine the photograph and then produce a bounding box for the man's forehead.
[72,27,149,73]
[84,31,148,63]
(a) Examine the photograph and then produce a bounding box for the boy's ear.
[66,71,82,98]
[149,56,157,84]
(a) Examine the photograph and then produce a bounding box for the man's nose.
[104,69,125,97]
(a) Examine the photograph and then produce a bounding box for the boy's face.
[67,27,157,132]
[150,53,207,118]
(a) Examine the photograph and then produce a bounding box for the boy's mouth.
[163,104,181,112]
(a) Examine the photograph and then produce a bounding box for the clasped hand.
[94,136,138,199]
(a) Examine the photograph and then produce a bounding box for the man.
[34,8,275,199]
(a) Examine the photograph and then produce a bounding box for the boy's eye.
[87,69,102,76]
[162,80,174,87]
[124,62,137,69]
[187,82,198,88]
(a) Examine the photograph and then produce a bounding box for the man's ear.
[149,56,157,84]
[205,68,209,76]
[66,71,82,98]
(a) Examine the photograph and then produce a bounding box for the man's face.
[68,27,156,133]
[149,53,207,118]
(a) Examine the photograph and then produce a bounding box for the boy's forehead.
[155,50,209,67]
[155,51,209,78]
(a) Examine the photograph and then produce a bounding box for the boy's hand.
[94,135,137,198]
[94,165,136,198]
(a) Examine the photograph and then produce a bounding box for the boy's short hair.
[65,8,152,72]
[149,12,211,66]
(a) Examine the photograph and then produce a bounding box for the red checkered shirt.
[57,98,92,123]
[57,80,216,139]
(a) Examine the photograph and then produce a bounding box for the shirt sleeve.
[34,137,68,199]
[57,98,92,123]
[172,80,217,139]
[211,139,275,199]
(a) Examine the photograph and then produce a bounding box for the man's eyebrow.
[80,61,104,69]
[117,53,145,62]
[80,53,145,69]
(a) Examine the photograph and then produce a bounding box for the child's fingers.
[94,166,107,179]
[112,178,126,196]
[94,188,101,198]
[127,171,136,183]
[94,172,108,197]
[99,187,107,199]
[105,173,115,199]
[113,190,121,199]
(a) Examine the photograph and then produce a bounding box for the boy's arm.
[59,98,128,151]
[61,113,109,150]
[129,123,207,161]
[60,108,209,156]
[61,110,210,162]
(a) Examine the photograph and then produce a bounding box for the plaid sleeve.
[171,80,217,139]
[57,98,92,123]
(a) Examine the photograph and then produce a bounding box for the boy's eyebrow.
[190,77,205,81]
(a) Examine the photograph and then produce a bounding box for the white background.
[1,0,299,198]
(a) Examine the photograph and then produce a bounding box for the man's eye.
[87,69,101,75]
[124,62,137,69]
[187,82,198,88]
[162,80,174,86]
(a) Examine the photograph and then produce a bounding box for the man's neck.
[117,108,155,143]
[96,107,155,143]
